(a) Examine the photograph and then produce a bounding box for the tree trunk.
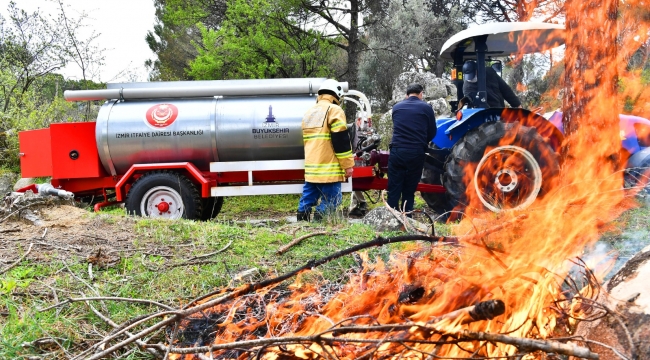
[345,0,361,122]
[561,0,619,166]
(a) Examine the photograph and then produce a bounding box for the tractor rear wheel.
[420,145,453,215]
[125,171,202,220]
[624,156,650,199]
[443,122,560,214]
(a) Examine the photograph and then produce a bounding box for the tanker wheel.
[125,171,202,220]
[443,122,560,214]
[200,197,224,220]
[421,145,453,215]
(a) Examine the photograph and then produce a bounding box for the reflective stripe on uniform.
[303,134,332,141]
[304,172,345,177]
[304,163,344,176]
[335,150,352,158]
[331,120,347,131]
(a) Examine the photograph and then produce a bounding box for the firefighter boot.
[297,210,311,222]
[312,212,324,222]
[348,202,369,218]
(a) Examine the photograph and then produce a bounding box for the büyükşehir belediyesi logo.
[145,104,179,128]
[265,105,276,123]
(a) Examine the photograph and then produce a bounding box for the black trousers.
[387,147,426,213]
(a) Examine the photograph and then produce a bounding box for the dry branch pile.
[34,217,631,360]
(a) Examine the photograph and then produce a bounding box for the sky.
[1,0,157,83]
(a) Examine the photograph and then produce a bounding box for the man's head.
[318,79,344,99]
[462,60,477,83]
[406,83,424,99]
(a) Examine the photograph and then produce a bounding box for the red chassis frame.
[22,163,445,212]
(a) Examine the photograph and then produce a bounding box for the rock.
[20,209,45,226]
[573,244,650,359]
[391,72,454,105]
[445,83,458,100]
[0,172,17,199]
[233,268,260,284]
[428,98,451,118]
[13,178,35,191]
[362,206,431,233]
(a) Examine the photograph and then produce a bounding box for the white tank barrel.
[95,95,318,175]
[65,78,349,101]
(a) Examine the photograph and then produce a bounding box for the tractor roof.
[440,22,565,60]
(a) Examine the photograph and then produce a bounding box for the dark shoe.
[297,210,310,222]
[348,207,364,217]
[312,212,323,222]
[358,202,368,215]
[348,202,368,217]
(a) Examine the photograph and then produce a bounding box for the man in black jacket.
[387,83,437,214]
[462,60,521,108]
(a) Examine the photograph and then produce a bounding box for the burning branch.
[135,300,597,360]
[459,331,599,359]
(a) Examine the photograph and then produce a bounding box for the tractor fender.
[445,108,564,152]
[627,146,650,169]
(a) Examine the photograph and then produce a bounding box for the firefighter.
[297,79,354,221]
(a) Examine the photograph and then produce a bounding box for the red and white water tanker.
[18,78,443,220]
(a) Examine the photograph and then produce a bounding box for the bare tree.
[0,2,66,112]
[55,0,105,84]
[54,0,106,120]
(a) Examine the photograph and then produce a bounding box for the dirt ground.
[0,204,138,265]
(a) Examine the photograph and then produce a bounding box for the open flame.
[169,2,649,359]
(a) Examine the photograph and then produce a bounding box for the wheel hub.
[141,186,184,219]
[474,145,543,212]
[495,169,518,192]
[156,200,171,213]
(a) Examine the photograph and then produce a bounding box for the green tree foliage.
[476,0,564,23]
[187,0,337,80]
[145,0,223,80]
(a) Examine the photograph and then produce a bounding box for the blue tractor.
[420,22,650,215]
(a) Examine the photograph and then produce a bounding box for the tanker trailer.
[18,78,445,220]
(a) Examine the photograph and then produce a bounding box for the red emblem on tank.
[145,104,178,128]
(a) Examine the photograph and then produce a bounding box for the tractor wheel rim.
[141,186,184,220]
[474,145,542,212]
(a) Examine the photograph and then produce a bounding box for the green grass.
[0,198,423,359]
[219,194,300,219]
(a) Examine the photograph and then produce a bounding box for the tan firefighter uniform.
[302,94,354,183]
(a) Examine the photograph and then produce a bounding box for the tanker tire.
[125,171,202,220]
[443,122,559,215]
[200,197,224,220]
